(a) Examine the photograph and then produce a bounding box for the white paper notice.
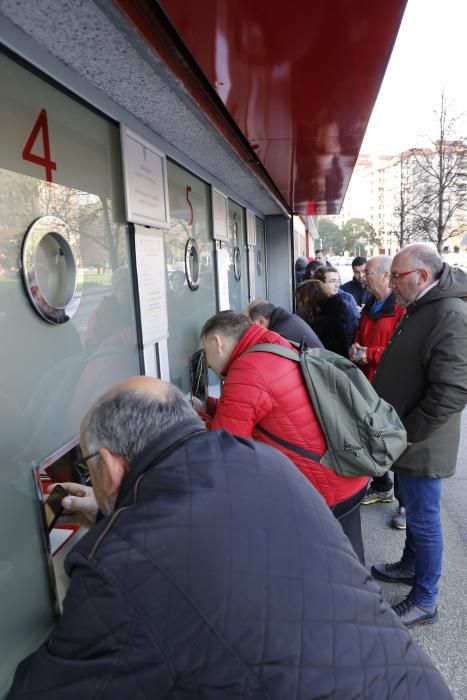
[134,228,168,346]
[122,127,169,228]
[217,246,231,311]
[212,188,229,241]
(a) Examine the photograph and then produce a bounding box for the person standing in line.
[371,244,467,627]
[244,298,324,349]
[304,259,323,279]
[295,279,349,357]
[313,265,359,350]
[294,256,308,285]
[350,255,406,529]
[340,255,371,309]
[314,248,331,266]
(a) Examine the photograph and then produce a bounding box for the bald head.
[394,244,443,279]
[107,375,172,402]
[390,244,443,307]
[81,376,201,466]
[244,299,275,326]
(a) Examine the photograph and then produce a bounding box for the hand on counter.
[48,482,98,527]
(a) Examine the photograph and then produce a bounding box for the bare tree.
[388,151,424,249]
[410,93,467,253]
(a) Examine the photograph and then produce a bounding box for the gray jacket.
[373,264,467,478]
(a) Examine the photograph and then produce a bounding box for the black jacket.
[304,294,349,356]
[340,278,371,307]
[373,264,467,477]
[9,419,452,699]
[268,306,323,348]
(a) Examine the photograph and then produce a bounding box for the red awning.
[116,0,407,215]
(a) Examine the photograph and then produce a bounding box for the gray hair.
[370,255,392,274]
[201,310,251,342]
[402,244,443,279]
[81,384,201,463]
[247,299,276,322]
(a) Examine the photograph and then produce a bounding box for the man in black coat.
[8,377,452,699]
[340,255,371,308]
[372,244,467,628]
[245,298,323,348]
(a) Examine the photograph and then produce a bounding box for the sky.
[360,0,467,155]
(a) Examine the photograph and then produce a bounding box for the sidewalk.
[361,413,467,700]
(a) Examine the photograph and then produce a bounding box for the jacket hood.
[416,263,467,306]
[295,256,308,271]
[269,306,290,327]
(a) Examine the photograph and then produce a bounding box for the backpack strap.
[246,343,323,464]
[245,343,300,361]
[255,424,322,463]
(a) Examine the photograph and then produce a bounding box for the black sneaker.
[371,561,415,584]
[362,487,394,505]
[392,597,438,627]
[391,506,407,530]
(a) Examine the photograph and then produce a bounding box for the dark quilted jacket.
[8,420,452,699]
[268,306,323,349]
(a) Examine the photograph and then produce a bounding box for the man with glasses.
[350,256,406,529]
[370,244,467,627]
[8,376,453,699]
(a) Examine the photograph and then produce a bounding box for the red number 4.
[22,109,57,183]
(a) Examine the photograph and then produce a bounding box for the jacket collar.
[115,417,207,508]
[363,291,397,318]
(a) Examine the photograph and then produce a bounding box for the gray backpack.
[246,344,407,478]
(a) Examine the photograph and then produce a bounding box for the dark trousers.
[332,485,367,565]
[370,473,404,506]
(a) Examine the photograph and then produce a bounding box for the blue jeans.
[398,475,443,608]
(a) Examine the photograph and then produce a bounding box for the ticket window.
[0,50,140,695]
[33,441,89,612]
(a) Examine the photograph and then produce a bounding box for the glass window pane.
[164,161,217,393]
[225,200,249,310]
[254,217,267,299]
[0,52,140,694]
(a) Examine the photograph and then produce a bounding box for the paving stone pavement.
[361,409,467,700]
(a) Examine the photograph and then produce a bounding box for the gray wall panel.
[265,215,293,311]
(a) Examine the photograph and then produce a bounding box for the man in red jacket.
[349,255,406,528]
[350,256,405,382]
[199,310,369,563]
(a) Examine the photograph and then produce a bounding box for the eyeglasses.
[81,451,99,465]
[389,269,420,281]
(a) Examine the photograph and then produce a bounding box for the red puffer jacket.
[354,292,405,383]
[207,324,368,506]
